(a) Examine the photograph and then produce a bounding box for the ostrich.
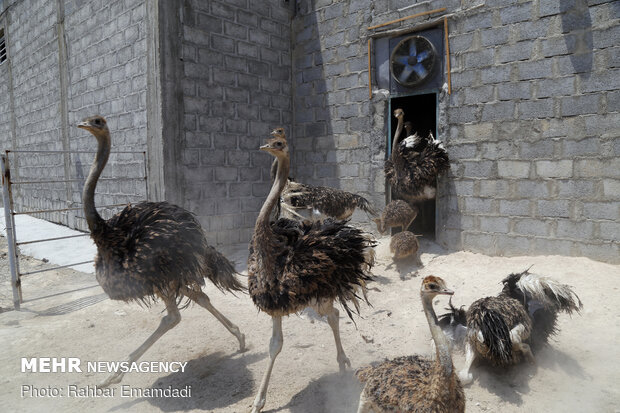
[384,108,450,203]
[356,276,465,413]
[77,115,246,387]
[269,128,377,220]
[248,128,376,413]
[438,269,583,385]
[373,199,418,234]
[389,231,421,263]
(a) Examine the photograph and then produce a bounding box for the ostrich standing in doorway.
[248,128,375,412]
[384,108,450,203]
[78,116,246,387]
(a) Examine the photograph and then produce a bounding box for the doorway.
[388,92,437,238]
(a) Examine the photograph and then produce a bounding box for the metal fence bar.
[7,150,145,154]
[1,154,21,309]
[20,260,94,277]
[16,233,89,246]
[13,204,128,215]
[11,177,146,185]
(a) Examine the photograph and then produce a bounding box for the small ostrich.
[389,231,421,263]
[78,116,246,387]
[373,199,418,234]
[356,276,465,413]
[384,108,450,203]
[248,128,375,413]
[269,128,376,220]
[440,269,583,385]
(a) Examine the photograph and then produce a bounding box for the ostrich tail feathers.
[438,298,468,348]
[476,308,513,365]
[354,195,378,216]
[204,246,246,294]
[515,271,582,314]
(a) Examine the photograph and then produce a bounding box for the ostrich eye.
[94,119,101,125]
[428,283,438,290]
[275,141,283,147]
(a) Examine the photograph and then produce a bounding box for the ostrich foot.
[237,333,247,352]
[458,370,473,385]
[99,372,123,388]
[338,354,351,373]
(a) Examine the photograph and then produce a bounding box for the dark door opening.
[389,93,437,238]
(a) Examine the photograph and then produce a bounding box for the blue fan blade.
[412,63,428,78]
[417,50,431,62]
[394,55,410,66]
[409,40,417,57]
[399,65,415,83]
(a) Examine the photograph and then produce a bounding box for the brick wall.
[291,0,385,215]
[0,0,148,231]
[292,0,619,262]
[165,0,292,246]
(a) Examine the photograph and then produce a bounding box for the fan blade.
[412,63,428,79]
[417,50,431,62]
[398,65,415,83]
[409,40,417,57]
[393,55,410,66]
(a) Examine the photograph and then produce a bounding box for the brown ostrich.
[373,199,418,234]
[248,128,375,412]
[450,270,582,385]
[356,276,465,412]
[389,231,421,263]
[269,128,376,220]
[384,108,450,203]
[78,115,245,387]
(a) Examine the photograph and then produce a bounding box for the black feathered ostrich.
[248,128,376,413]
[438,269,582,385]
[78,115,246,387]
[269,128,377,220]
[384,108,450,203]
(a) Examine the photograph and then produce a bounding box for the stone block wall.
[0,0,148,231]
[436,0,619,262]
[166,0,292,245]
[291,0,385,214]
[291,0,618,262]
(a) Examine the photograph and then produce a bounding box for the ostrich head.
[261,128,288,159]
[78,115,110,142]
[404,121,413,136]
[393,108,404,119]
[421,276,453,299]
[372,217,386,234]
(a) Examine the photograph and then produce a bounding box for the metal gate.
[1,149,147,310]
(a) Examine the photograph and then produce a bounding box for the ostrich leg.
[99,295,181,387]
[180,287,246,351]
[251,316,283,413]
[458,341,475,385]
[324,304,351,372]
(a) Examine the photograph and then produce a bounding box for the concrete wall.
[0,0,149,231]
[291,0,385,214]
[161,0,292,246]
[291,0,619,262]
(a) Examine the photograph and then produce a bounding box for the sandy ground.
[1,234,619,413]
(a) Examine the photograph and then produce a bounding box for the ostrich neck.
[255,154,289,238]
[83,134,110,232]
[391,117,404,160]
[421,293,453,378]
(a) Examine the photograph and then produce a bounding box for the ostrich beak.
[77,121,90,129]
[440,288,454,296]
[260,144,270,151]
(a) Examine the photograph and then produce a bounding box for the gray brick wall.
[0,0,148,231]
[167,0,292,246]
[291,0,384,215]
[434,0,619,262]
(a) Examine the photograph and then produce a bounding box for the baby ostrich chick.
[356,276,465,413]
[390,231,421,263]
[373,200,418,234]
